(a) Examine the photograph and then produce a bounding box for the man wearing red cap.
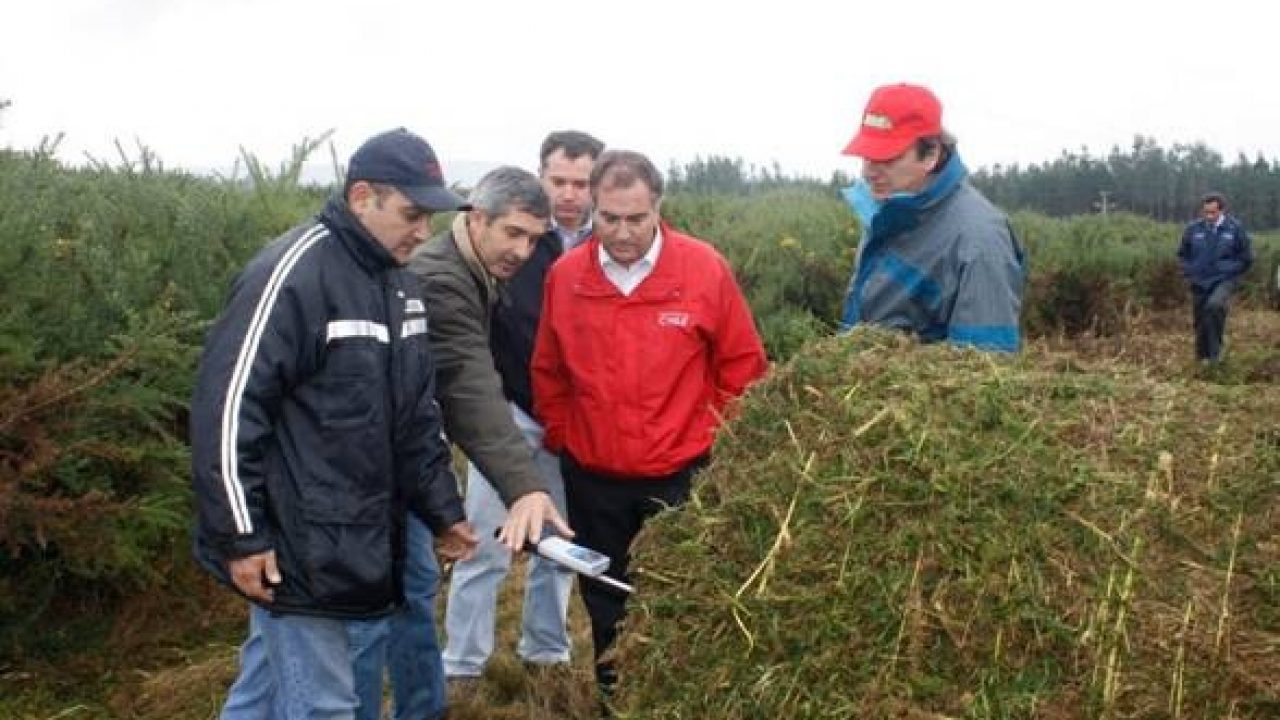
[838,83,1025,352]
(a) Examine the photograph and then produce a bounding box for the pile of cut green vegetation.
[613,330,1279,719]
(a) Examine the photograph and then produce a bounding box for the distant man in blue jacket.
[1177,192,1253,362]
[837,83,1025,352]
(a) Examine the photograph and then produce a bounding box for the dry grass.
[435,556,602,720]
[1033,307,1280,383]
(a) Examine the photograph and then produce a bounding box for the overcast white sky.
[3,0,1277,184]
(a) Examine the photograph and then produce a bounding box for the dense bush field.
[0,147,1276,717]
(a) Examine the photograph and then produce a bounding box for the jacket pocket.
[315,376,377,429]
[307,348,390,517]
[299,510,395,608]
[315,338,386,429]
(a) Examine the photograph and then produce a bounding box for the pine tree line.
[971,136,1280,230]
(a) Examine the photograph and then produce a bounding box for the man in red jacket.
[531,149,767,700]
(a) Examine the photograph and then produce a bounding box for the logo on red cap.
[862,113,893,130]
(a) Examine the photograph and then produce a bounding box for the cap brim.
[399,184,471,212]
[841,132,915,162]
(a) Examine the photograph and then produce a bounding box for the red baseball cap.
[842,83,943,162]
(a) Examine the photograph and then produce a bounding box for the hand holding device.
[498,530,633,593]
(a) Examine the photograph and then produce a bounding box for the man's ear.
[347,181,375,215]
[927,144,944,173]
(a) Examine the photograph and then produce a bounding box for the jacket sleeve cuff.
[491,470,550,508]
[218,532,274,561]
[409,495,467,536]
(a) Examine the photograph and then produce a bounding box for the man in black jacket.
[191,128,478,720]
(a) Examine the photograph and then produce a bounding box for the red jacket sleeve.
[531,267,571,452]
[709,256,768,416]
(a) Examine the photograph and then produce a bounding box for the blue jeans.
[220,604,388,720]
[385,513,447,719]
[441,405,573,677]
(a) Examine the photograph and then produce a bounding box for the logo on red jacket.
[658,311,691,328]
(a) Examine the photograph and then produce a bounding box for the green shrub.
[664,189,858,357]
[0,148,320,658]
[1016,210,1280,335]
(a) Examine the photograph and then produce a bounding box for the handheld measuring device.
[495,530,634,593]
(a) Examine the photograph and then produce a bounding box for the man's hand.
[227,550,281,604]
[436,521,479,562]
[497,491,573,552]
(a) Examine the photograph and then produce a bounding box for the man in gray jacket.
[388,167,573,719]
[838,82,1025,352]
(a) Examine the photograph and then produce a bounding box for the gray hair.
[468,166,551,220]
[589,150,664,203]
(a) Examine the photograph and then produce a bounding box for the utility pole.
[1094,190,1114,215]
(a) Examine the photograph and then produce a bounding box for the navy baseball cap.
[347,128,470,211]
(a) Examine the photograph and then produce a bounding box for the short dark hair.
[539,131,605,170]
[345,180,395,205]
[1201,191,1227,211]
[589,150,664,202]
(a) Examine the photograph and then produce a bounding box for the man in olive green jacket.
[410,168,564,511]
[387,166,572,720]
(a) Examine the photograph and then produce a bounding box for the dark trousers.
[560,453,705,685]
[1191,281,1235,361]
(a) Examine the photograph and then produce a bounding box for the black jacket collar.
[319,193,399,275]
